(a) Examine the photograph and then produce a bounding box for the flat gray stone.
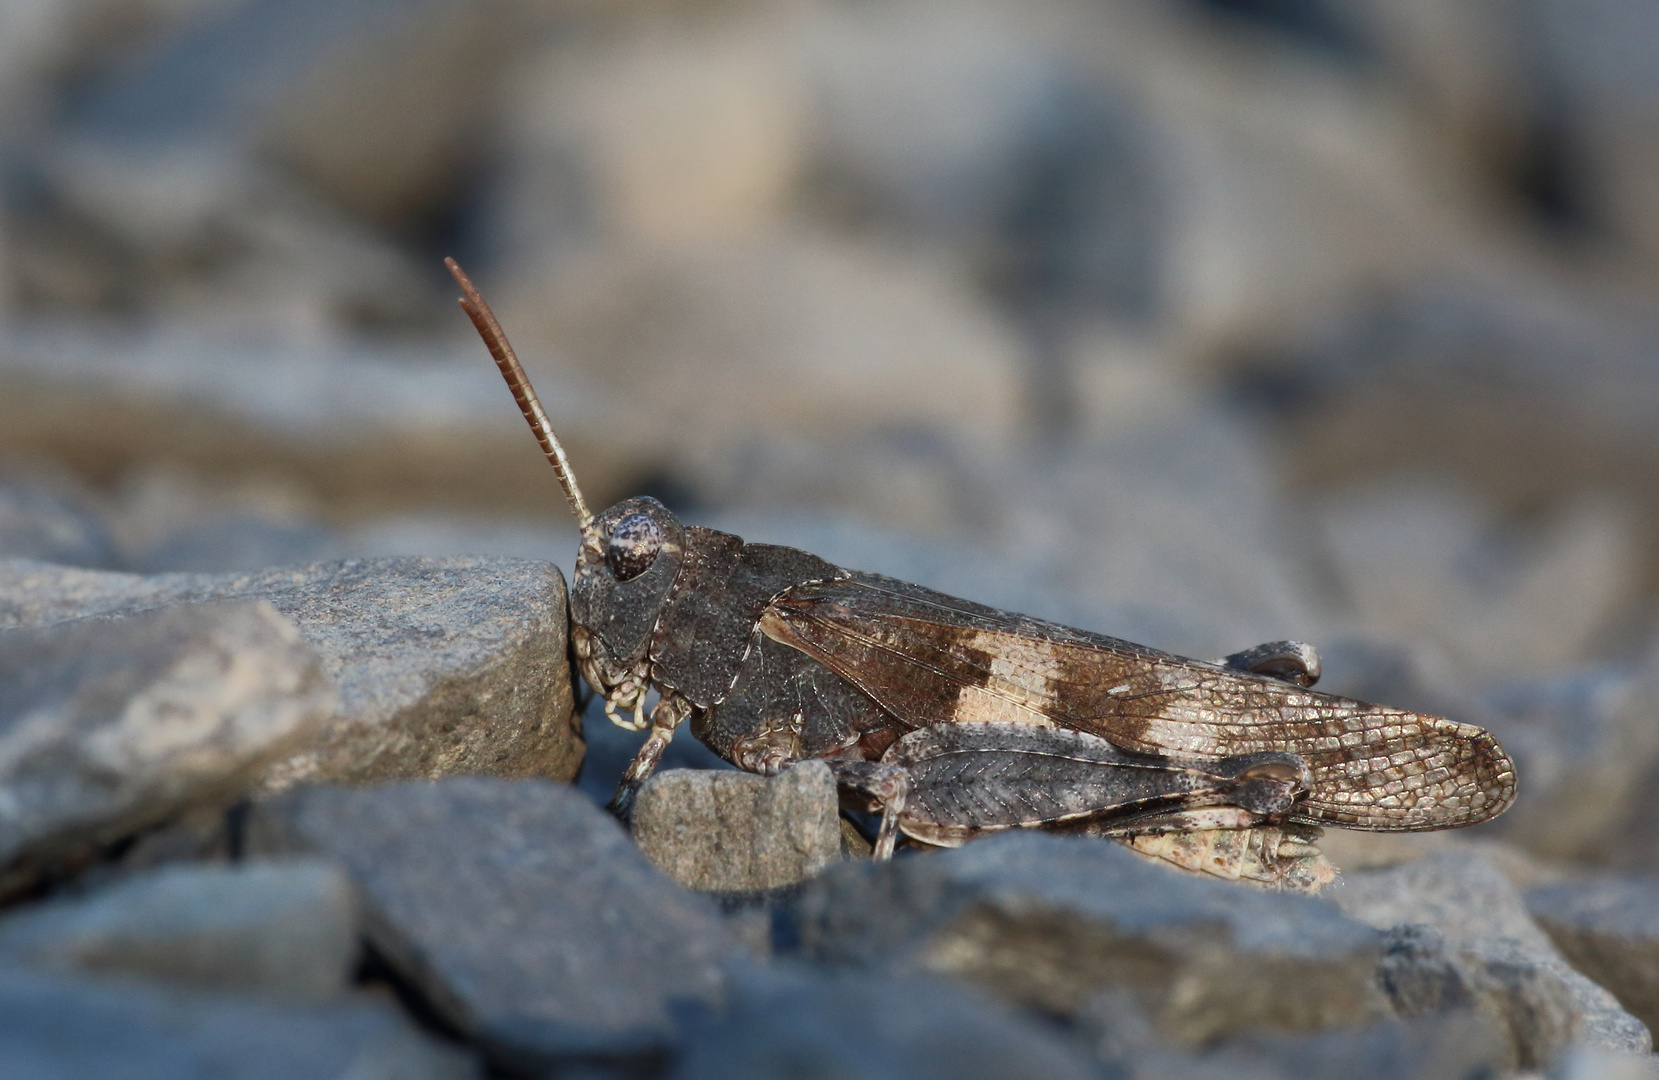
[793,831,1390,1046]
[1182,1012,1512,1080]
[0,556,581,788]
[1474,654,1659,862]
[632,762,842,893]
[1528,875,1659,1036]
[0,964,478,1080]
[1333,852,1652,1066]
[244,778,744,1068]
[0,859,356,1001]
[668,966,1102,1080]
[0,600,333,891]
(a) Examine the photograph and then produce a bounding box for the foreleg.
[607,691,695,821]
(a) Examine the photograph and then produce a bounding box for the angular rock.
[632,763,842,894]
[799,0,1164,316]
[496,11,803,253]
[244,778,744,1068]
[1527,0,1659,263]
[669,966,1102,1080]
[793,832,1390,1045]
[1187,1011,1512,1080]
[1474,650,1659,863]
[0,858,356,1001]
[1332,852,1651,1065]
[1527,875,1659,1035]
[1263,279,1659,615]
[0,556,581,788]
[0,965,478,1080]
[63,0,518,239]
[20,0,528,335]
[0,600,333,891]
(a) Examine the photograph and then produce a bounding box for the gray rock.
[793,831,1390,1046]
[0,472,116,568]
[0,324,640,526]
[1526,0,1659,261]
[0,556,581,788]
[1528,875,1659,1035]
[244,778,745,1068]
[0,964,478,1080]
[19,0,528,335]
[632,763,842,894]
[1180,1011,1512,1080]
[0,858,356,1001]
[1474,652,1659,862]
[1552,1044,1659,1080]
[799,0,1165,318]
[63,0,519,239]
[1263,279,1659,623]
[1332,852,1652,1065]
[0,600,333,892]
[668,965,1102,1080]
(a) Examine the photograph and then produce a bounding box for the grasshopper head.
[570,497,686,670]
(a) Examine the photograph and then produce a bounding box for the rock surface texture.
[245,778,744,1070]
[1332,852,1652,1066]
[668,967,1104,1080]
[0,599,333,891]
[794,831,1390,1045]
[0,859,357,1001]
[1527,875,1659,1036]
[0,965,479,1080]
[8,0,1659,1075]
[631,762,843,893]
[0,556,580,788]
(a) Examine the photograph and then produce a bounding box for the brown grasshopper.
[446,258,1515,887]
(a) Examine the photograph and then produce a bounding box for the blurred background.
[4,0,1659,865]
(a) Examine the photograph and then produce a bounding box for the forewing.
[765,574,1516,830]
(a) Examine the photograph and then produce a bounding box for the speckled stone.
[0,600,333,891]
[1333,852,1651,1066]
[632,763,842,893]
[0,859,357,1001]
[245,778,747,1069]
[0,556,581,788]
[794,831,1390,1046]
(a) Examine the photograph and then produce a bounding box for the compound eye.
[605,513,662,582]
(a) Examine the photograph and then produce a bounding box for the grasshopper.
[446,259,1515,888]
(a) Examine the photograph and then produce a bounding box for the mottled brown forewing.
[765,573,1516,831]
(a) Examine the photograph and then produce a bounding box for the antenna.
[445,257,596,538]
